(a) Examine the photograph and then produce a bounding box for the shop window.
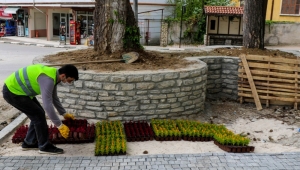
[281,0,300,15]
[210,20,216,30]
[76,11,94,37]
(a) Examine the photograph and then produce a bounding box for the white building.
[0,0,174,45]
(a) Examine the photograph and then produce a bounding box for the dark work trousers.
[2,84,50,149]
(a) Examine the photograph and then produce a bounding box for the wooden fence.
[238,54,300,110]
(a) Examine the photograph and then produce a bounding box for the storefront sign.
[0,7,13,20]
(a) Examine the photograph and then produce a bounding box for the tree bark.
[94,0,141,54]
[243,0,268,49]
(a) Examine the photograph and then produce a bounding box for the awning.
[0,7,13,20]
[4,7,20,14]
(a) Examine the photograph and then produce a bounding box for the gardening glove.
[58,124,70,139]
[63,113,75,120]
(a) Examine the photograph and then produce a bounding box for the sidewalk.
[0,36,88,49]
[1,152,300,169]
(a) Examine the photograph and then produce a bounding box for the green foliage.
[109,10,141,49]
[123,26,144,50]
[114,10,119,17]
[265,20,295,33]
[265,20,274,25]
[266,20,295,25]
[108,18,114,24]
[94,121,126,156]
[208,0,233,6]
[165,0,232,43]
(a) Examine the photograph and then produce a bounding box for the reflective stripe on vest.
[14,67,38,96]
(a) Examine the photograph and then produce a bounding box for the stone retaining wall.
[56,57,207,121]
[199,56,240,101]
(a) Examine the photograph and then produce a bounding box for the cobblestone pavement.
[1,152,300,170]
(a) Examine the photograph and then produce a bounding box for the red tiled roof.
[204,6,244,15]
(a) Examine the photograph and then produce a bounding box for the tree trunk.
[243,0,268,49]
[94,0,142,54]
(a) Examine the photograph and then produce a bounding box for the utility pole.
[179,4,186,48]
[133,0,138,23]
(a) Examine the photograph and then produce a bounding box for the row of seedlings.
[150,119,254,153]
[123,120,154,142]
[176,120,215,141]
[50,119,95,144]
[12,119,95,144]
[213,124,254,153]
[95,120,127,156]
[150,119,181,141]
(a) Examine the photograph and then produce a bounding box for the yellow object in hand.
[63,113,75,120]
[58,124,70,139]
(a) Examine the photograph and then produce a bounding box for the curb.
[0,113,28,145]
[0,40,76,49]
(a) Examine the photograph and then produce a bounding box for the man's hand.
[58,124,70,139]
[63,113,75,120]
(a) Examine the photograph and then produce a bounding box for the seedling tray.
[214,140,255,153]
[124,120,154,142]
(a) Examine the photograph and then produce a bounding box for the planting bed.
[12,119,95,144]
[12,119,255,154]
[123,120,154,142]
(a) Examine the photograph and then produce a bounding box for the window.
[77,11,86,14]
[281,0,300,14]
[210,20,216,30]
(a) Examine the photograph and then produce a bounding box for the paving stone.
[1,152,300,169]
[171,164,180,169]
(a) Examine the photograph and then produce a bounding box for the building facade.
[232,0,300,22]
[0,0,172,45]
[266,0,300,22]
[204,6,243,46]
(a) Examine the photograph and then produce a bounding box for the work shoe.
[38,144,64,155]
[22,142,39,151]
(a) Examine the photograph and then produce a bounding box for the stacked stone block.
[57,59,207,120]
[199,56,240,100]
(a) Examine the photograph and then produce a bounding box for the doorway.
[53,13,72,37]
[53,13,60,36]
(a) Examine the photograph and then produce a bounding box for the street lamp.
[179,3,186,48]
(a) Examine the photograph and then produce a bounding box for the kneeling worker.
[2,64,78,154]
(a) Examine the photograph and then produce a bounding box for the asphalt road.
[0,43,68,85]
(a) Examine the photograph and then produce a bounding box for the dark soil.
[43,47,297,72]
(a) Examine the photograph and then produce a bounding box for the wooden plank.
[244,98,293,106]
[238,74,299,84]
[295,62,298,109]
[238,80,300,90]
[240,54,262,110]
[238,68,300,79]
[240,64,245,104]
[245,54,298,65]
[266,60,271,107]
[238,54,299,109]
[238,84,298,93]
[238,92,300,102]
[238,87,300,97]
[238,62,300,72]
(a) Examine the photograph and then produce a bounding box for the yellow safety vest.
[5,64,57,96]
